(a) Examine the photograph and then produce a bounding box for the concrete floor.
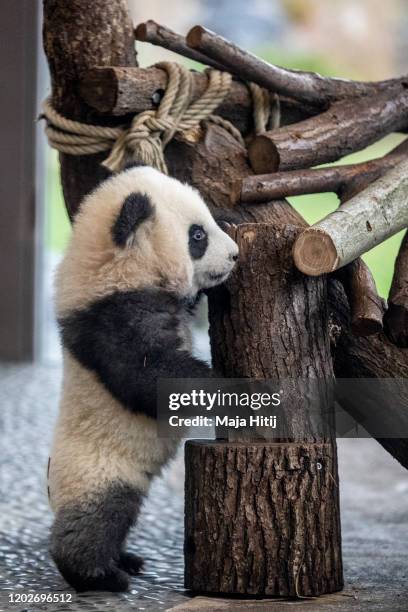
[0,364,407,611]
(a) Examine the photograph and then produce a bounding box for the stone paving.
[0,364,407,611]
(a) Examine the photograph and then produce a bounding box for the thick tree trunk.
[185,440,342,597]
[184,222,342,596]
[42,0,137,218]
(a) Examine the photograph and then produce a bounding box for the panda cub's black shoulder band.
[112,192,153,247]
[58,289,212,417]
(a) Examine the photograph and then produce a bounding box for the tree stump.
[184,224,343,597]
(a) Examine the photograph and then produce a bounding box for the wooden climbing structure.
[42,0,408,599]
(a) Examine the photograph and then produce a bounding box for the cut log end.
[186,25,206,48]
[248,135,280,174]
[134,22,148,41]
[293,229,339,276]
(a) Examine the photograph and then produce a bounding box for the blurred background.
[1,0,407,364]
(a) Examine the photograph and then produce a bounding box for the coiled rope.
[42,61,280,174]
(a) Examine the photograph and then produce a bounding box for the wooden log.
[135,20,225,71]
[185,440,342,596]
[185,224,342,596]
[43,0,136,218]
[166,122,406,469]
[247,89,408,174]
[186,25,407,107]
[384,231,408,347]
[329,278,408,470]
[232,138,408,204]
[337,259,385,336]
[293,159,408,276]
[79,66,318,134]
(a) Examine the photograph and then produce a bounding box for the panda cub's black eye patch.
[112,192,153,247]
[189,224,208,260]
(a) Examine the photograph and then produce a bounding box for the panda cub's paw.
[119,551,144,576]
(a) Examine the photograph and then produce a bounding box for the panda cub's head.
[56,166,238,314]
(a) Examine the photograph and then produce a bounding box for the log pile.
[43,3,408,599]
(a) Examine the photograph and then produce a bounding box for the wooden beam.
[293,159,408,276]
[247,89,408,174]
[384,231,408,347]
[186,25,407,107]
[43,0,137,218]
[79,66,318,135]
[135,20,225,70]
[232,139,408,204]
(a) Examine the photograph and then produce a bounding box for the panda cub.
[48,165,238,592]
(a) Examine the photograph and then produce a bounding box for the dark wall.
[0,1,37,360]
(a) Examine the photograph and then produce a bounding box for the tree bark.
[184,223,342,596]
[42,0,137,218]
[247,90,408,174]
[232,139,408,204]
[384,231,408,347]
[293,159,408,276]
[135,20,225,71]
[338,259,384,336]
[329,279,408,469]
[185,440,342,596]
[186,25,407,107]
[79,66,318,134]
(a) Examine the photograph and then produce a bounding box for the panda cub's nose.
[230,253,238,262]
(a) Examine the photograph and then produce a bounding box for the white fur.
[50,167,238,509]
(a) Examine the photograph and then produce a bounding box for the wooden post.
[293,159,408,276]
[185,224,343,596]
[43,0,136,218]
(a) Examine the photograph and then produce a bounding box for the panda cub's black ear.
[112,192,153,248]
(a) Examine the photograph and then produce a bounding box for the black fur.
[58,289,212,418]
[51,482,143,592]
[112,192,153,247]
[188,224,208,259]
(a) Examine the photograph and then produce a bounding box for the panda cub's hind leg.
[50,482,142,592]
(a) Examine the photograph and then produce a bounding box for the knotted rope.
[43,61,280,174]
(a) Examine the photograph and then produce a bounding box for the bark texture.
[79,67,317,133]
[43,0,137,218]
[232,139,408,204]
[247,90,408,174]
[384,231,408,347]
[293,159,408,275]
[184,223,342,595]
[186,26,407,107]
[329,279,408,469]
[185,440,343,596]
[135,20,225,71]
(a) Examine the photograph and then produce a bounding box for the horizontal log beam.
[232,139,408,203]
[293,159,408,276]
[79,66,317,134]
[135,20,225,71]
[247,89,408,174]
[384,231,408,347]
[186,25,407,107]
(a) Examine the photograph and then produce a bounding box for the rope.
[42,62,281,174]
